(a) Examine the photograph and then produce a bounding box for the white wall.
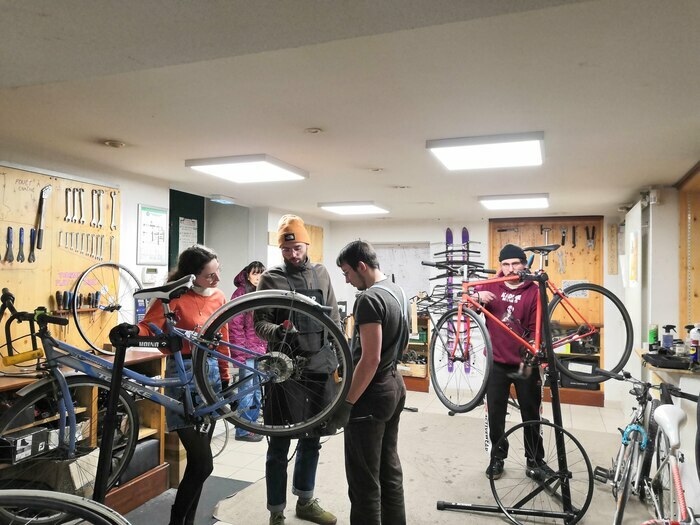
[204,201,250,299]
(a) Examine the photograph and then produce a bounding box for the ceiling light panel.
[427,132,544,170]
[478,193,549,210]
[318,201,389,216]
[185,154,307,183]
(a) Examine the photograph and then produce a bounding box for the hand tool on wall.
[16,228,25,263]
[72,188,79,223]
[86,292,93,309]
[28,228,36,263]
[90,190,97,227]
[79,188,85,224]
[572,226,577,248]
[93,291,101,308]
[37,184,52,249]
[560,227,567,246]
[4,227,14,263]
[65,188,72,221]
[97,190,104,228]
[540,225,551,266]
[110,191,117,230]
[586,226,596,249]
[55,291,62,311]
[58,230,62,248]
[109,235,115,261]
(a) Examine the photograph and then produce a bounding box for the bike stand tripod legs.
[436,272,593,524]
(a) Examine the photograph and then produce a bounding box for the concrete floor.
[204,390,657,524]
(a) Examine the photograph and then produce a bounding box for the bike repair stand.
[436,271,580,523]
[93,325,134,503]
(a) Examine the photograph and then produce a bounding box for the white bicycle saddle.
[654,404,687,450]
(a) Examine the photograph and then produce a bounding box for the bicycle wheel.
[0,489,131,524]
[429,307,492,413]
[613,432,640,525]
[548,283,633,383]
[639,399,661,502]
[490,420,593,525]
[0,375,138,523]
[211,419,230,458]
[72,262,143,355]
[194,290,353,437]
[650,430,678,521]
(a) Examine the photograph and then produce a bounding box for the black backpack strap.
[371,284,410,369]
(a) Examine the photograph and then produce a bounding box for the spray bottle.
[689,323,700,363]
[661,325,676,352]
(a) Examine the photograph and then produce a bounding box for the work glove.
[323,400,354,435]
[276,320,299,343]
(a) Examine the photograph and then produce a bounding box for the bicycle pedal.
[593,466,611,483]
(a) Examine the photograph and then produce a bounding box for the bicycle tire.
[72,262,143,355]
[0,375,139,523]
[194,290,353,437]
[613,432,640,525]
[490,420,594,525]
[211,419,230,458]
[640,399,662,501]
[429,307,493,413]
[0,489,130,524]
[651,429,678,521]
[548,283,633,384]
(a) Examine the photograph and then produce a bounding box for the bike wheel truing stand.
[437,271,594,525]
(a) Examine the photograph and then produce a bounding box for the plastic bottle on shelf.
[689,323,700,363]
[661,325,676,351]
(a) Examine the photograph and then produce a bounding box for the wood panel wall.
[678,187,700,334]
[0,165,120,362]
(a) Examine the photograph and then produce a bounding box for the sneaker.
[526,460,557,481]
[295,498,337,525]
[485,458,505,480]
[269,512,285,525]
[235,432,264,442]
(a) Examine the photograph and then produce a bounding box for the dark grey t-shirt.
[352,280,407,372]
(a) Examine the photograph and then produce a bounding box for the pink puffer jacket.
[228,270,267,363]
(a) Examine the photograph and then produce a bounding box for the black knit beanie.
[499,244,526,262]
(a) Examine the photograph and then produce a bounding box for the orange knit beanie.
[277,214,311,246]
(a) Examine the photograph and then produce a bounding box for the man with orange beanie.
[255,214,340,525]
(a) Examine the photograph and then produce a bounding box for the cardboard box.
[397,363,427,378]
[48,420,91,449]
[0,426,49,464]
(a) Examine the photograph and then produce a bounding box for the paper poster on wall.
[137,204,168,265]
[628,231,639,287]
[178,217,198,255]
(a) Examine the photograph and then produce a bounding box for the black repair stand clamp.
[436,272,578,522]
[93,324,140,503]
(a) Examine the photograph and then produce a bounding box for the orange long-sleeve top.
[137,288,231,381]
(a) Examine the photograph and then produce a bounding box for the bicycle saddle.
[134,274,195,302]
[523,244,560,255]
[654,404,687,450]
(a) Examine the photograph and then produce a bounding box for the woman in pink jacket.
[228,261,266,441]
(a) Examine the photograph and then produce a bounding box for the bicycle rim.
[613,435,639,525]
[640,399,661,502]
[429,307,492,413]
[0,489,131,524]
[653,431,678,521]
[211,419,230,458]
[0,376,138,524]
[548,283,633,383]
[490,420,593,525]
[195,291,353,437]
[72,262,143,355]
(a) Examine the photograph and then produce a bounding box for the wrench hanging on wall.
[110,191,117,230]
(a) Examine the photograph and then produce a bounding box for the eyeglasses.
[281,245,305,254]
[200,267,221,282]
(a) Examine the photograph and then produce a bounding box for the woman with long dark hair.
[138,244,229,525]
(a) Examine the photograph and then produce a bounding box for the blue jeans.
[266,436,321,512]
[236,357,262,437]
[164,355,221,432]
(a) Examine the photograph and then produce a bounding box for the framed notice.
[178,217,198,254]
[137,204,168,265]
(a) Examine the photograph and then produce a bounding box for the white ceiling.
[1,0,699,222]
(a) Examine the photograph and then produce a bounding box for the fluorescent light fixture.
[426,131,544,170]
[318,201,389,216]
[478,193,549,210]
[208,194,236,205]
[185,154,308,183]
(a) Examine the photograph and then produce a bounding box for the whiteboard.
[372,243,431,299]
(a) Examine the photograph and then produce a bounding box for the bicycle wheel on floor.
[0,376,139,524]
[429,307,493,413]
[194,290,353,438]
[649,429,679,521]
[547,283,633,384]
[0,489,131,525]
[490,420,593,525]
[211,419,231,458]
[72,262,142,355]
